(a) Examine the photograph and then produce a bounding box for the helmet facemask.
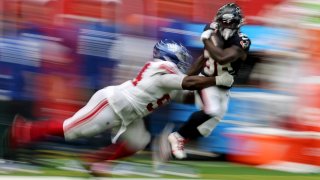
[214,3,244,40]
[220,27,236,40]
[218,17,240,40]
[175,50,192,74]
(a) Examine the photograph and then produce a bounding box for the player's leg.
[117,118,151,154]
[82,118,150,175]
[9,114,65,148]
[10,88,120,147]
[62,88,121,141]
[84,118,150,163]
[197,88,229,137]
[168,87,228,159]
[167,110,211,159]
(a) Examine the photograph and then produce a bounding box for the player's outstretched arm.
[187,54,206,76]
[182,73,233,90]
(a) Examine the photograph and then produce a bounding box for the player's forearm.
[204,39,247,64]
[182,76,216,90]
[187,54,205,76]
[203,39,229,65]
[203,39,240,65]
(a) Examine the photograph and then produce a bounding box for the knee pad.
[124,130,151,151]
[119,120,151,151]
[197,117,220,137]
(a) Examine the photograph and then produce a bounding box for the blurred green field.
[1,150,320,180]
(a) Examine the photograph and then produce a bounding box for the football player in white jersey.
[168,3,251,159]
[9,40,234,163]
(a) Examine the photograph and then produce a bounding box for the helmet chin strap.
[221,28,236,40]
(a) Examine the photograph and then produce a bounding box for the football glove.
[215,73,234,87]
[200,29,214,41]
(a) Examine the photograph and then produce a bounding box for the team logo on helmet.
[153,39,193,73]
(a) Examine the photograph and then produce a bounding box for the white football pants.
[194,86,230,136]
[63,88,121,141]
[62,88,150,151]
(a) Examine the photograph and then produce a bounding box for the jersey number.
[203,57,217,76]
[147,94,170,112]
[132,62,151,86]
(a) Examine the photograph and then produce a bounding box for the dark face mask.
[218,18,240,40]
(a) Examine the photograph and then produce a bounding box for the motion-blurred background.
[0,0,320,178]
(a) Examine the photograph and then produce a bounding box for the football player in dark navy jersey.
[168,3,251,159]
[201,22,251,77]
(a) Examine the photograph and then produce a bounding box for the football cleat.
[152,123,174,169]
[168,132,187,159]
[10,114,32,149]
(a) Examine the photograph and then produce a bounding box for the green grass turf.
[180,161,320,180]
[1,150,320,179]
[2,161,320,180]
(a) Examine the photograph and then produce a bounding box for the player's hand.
[215,73,234,87]
[209,22,218,30]
[200,29,214,41]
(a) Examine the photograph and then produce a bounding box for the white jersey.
[105,60,186,126]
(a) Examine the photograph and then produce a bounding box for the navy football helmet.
[153,39,192,73]
[214,3,244,40]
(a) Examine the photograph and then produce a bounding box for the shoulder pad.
[231,32,251,51]
[159,61,181,74]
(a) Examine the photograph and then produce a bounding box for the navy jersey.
[202,23,251,77]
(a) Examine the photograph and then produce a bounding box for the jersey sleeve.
[156,61,186,89]
[158,73,186,89]
[231,32,251,52]
[158,61,182,74]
